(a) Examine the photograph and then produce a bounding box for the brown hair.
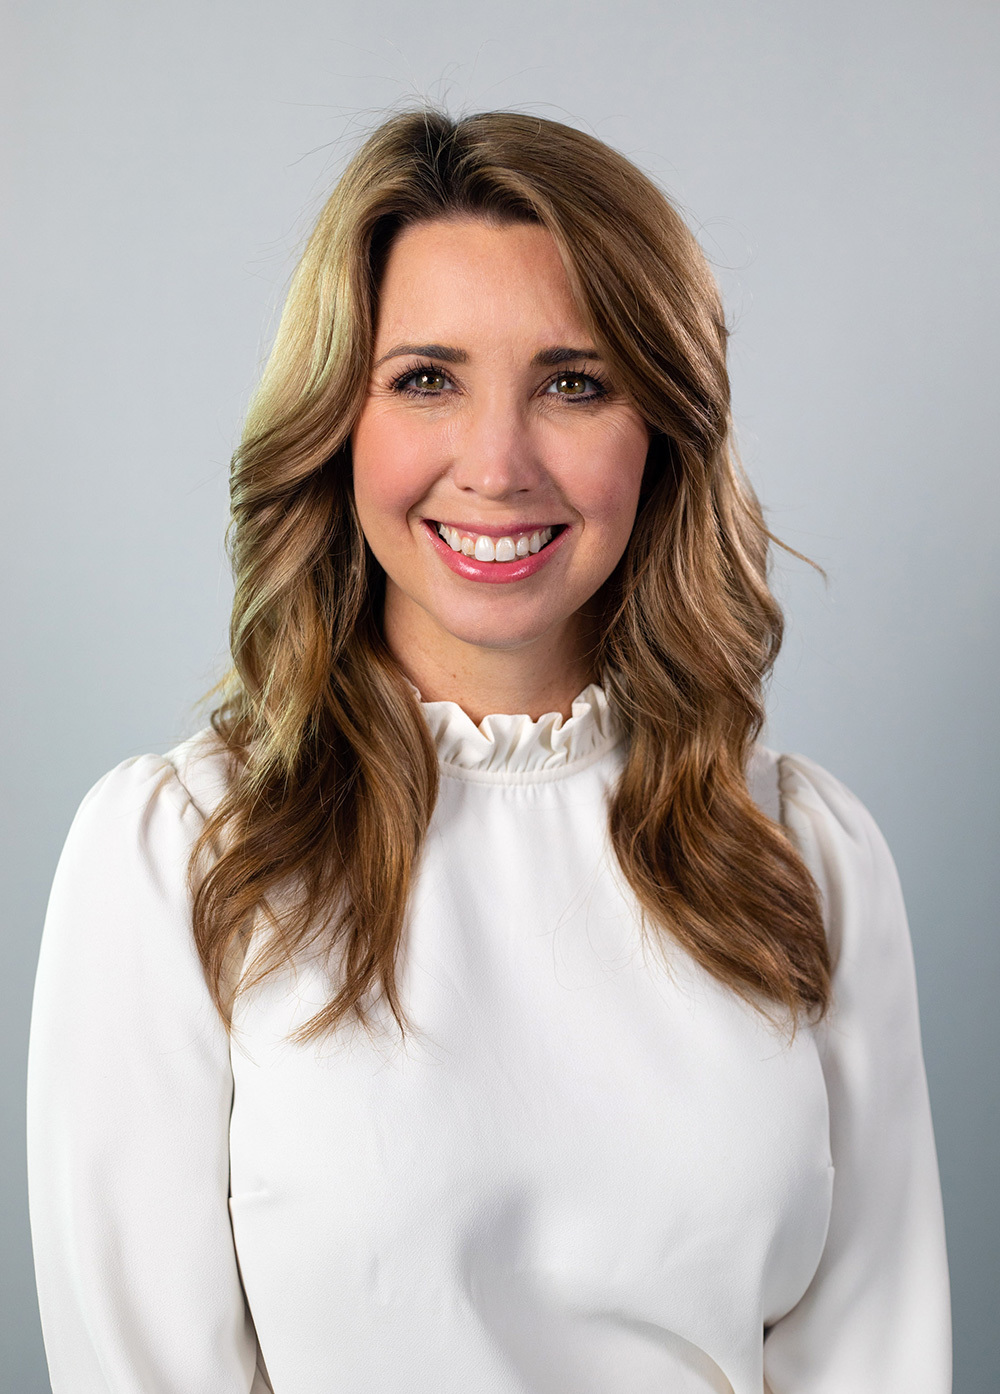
[191,106,829,1041]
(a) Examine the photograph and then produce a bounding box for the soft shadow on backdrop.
[2,2,997,1389]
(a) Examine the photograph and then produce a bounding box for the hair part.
[191,106,829,1043]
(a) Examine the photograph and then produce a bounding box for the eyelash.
[386,361,612,404]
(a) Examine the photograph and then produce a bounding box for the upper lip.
[427,519,567,538]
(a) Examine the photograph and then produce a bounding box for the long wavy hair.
[190,106,829,1042]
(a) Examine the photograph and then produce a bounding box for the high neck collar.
[407,680,625,780]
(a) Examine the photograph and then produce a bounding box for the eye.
[389,365,454,396]
[545,371,609,402]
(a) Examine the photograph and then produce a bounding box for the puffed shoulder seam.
[77,729,234,833]
[70,749,221,855]
[161,727,238,823]
[77,750,194,815]
[776,750,884,854]
[776,751,901,969]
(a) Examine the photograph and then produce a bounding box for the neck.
[382,589,600,725]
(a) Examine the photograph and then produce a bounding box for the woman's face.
[350,216,651,673]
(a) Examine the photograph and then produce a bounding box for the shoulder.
[38,730,243,1004]
[34,734,236,1069]
[160,726,240,821]
[776,750,894,886]
[70,727,236,830]
[55,728,238,895]
[747,744,882,849]
[772,750,908,974]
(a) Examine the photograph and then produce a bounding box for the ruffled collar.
[407,680,625,780]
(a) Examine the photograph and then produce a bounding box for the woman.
[27,108,951,1393]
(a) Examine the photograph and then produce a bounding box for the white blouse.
[27,683,951,1393]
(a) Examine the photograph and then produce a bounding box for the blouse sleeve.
[762,753,952,1392]
[26,752,271,1393]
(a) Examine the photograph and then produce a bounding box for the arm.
[763,753,952,1392]
[26,752,270,1392]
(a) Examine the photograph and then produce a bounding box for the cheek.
[565,421,649,547]
[351,409,439,532]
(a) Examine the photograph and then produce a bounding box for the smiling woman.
[26,108,951,1394]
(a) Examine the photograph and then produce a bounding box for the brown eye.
[546,371,607,401]
[392,367,451,395]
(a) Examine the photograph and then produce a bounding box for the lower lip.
[421,520,571,583]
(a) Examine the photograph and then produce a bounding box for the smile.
[435,521,559,561]
[421,518,571,584]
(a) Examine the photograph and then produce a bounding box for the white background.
[2,2,997,1387]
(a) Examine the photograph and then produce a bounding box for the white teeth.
[474,535,496,561]
[436,522,556,561]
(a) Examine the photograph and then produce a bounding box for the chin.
[428,598,573,653]
[438,616,561,652]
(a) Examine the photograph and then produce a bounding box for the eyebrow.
[373,343,603,369]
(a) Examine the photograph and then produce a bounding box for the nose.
[449,389,545,500]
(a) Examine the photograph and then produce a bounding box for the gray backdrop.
[3,1,997,1388]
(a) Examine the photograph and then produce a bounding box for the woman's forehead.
[373,217,590,350]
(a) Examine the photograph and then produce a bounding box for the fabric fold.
[407,680,624,776]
